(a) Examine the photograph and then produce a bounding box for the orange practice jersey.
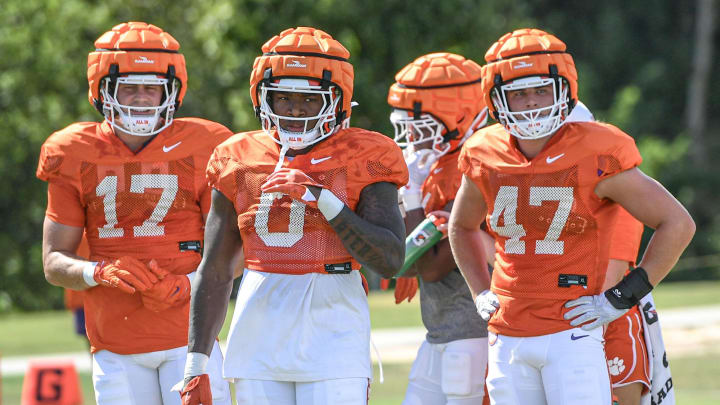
[207,128,408,275]
[609,207,644,263]
[459,121,642,336]
[422,148,462,213]
[37,118,232,354]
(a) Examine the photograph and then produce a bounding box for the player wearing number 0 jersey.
[38,22,231,405]
[182,27,407,405]
[449,28,694,405]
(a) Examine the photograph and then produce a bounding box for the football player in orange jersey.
[180,27,408,405]
[448,28,694,404]
[385,52,491,405]
[37,22,233,405]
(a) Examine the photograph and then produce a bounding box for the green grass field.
[1,281,719,404]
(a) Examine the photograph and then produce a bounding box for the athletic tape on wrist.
[317,188,344,220]
[184,352,209,379]
[604,267,654,309]
[83,261,99,287]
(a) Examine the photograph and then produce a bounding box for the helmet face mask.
[390,109,450,162]
[101,74,179,137]
[87,22,187,136]
[259,78,340,149]
[249,27,355,151]
[491,75,570,140]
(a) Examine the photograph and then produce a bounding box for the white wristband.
[401,190,422,211]
[83,261,99,287]
[317,188,344,221]
[184,352,209,379]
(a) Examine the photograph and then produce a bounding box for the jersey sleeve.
[46,182,85,227]
[597,127,642,179]
[354,134,408,188]
[206,146,240,204]
[422,157,461,213]
[609,207,643,263]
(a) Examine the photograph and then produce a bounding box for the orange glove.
[180,374,212,405]
[394,277,418,304]
[141,260,191,312]
[93,256,158,294]
[380,277,418,304]
[260,168,323,208]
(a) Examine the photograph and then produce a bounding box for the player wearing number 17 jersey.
[448,28,694,404]
[38,22,232,404]
[181,27,408,405]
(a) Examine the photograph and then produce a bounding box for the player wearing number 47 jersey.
[37,22,232,405]
[448,28,694,404]
[181,27,408,405]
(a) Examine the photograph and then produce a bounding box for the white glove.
[401,149,436,211]
[475,289,500,321]
[563,294,629,331]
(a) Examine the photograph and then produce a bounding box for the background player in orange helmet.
[37,22,232,405]
[448,28,694,404]
[385,52,491,405]
[180,27,408,405]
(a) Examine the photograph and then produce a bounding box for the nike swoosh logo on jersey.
[163,141,182,152]
[546,153,565,164]
[570,333,589,340]
[433,167,443,174]
[311,156,332,164]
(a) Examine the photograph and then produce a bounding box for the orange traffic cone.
[21,360,82,405]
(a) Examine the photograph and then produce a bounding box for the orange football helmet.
[249,27,354,150]
[388,52,488,163]
[481,28,578,139]
[87,22,187,136]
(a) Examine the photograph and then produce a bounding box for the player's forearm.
[187,268,234,355]
[329,207,405,278]
[43,251,94,290]
[448,226,491,298]
[638,213,695,285]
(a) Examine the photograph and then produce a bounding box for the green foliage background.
[1,0,718,311]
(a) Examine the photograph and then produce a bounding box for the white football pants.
[91,341,230,405]
[402,338,488,405]
[233,378,370,405]
[486,327,611,405]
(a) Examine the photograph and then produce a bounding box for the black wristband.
[604,267,654,310]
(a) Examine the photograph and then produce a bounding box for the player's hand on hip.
[180,374,213,405]
[93,256,159,294]
[426,210,449,237]
[475,289,500,321]
[261,168,322,208]
[141,260,191,312]
[564,293,628,331]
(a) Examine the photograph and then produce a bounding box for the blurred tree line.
[1,0,717,311]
